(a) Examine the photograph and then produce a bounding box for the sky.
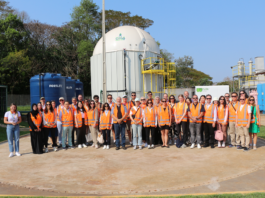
[8,0,265,82]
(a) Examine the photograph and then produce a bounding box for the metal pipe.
[102,0,107,102]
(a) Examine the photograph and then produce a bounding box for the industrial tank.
[75,79,84,98]
[90,25,161,100]
[257,84,263,111]
[65,77,76,102]
[30,73,67,107]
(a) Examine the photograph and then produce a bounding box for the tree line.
[0,0,214,95]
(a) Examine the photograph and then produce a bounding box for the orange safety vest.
[95,102,102,116]
[237,104,249,126]
[204,104,215,123]
[87,108,98,126]
[109,102,115,109]
[112,104,127,124]
[29,113,42,131]
[61,108,74,127]
[189,103,202,123]
[130,107,143,125]
[42,110,56,128]
[228,102,239,122]
[69,104,77,112]
[144,107,156,127]
[169,103,175,122]
[75,110,88,128]
[122,102,131,121]
[217,105,227,123]
[245,98,249,104]
[57,105,64,122]
[174,102,187,122]
[100,110,112,130]
[130,100,136,107]
[158,106,170,126]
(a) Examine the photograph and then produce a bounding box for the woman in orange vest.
[74,101,88,149]
[27,103,43,154]
[100,103,112,150]
[49,100,58,149]
[154,96,163,145]
[168,95,176,145]
[216,96,229,148]
[199,95,206,144]
[158,98,171,148]
[143,99,157,148]
[87,100,99,149]
[42,101,57,152]
[140,97,147,147]
[248,96,260,150]
[174,94,188,148]
[130,98,144,150]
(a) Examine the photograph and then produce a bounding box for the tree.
[0,0,13,19]
[13,10,30,23]
[174,55,194,87]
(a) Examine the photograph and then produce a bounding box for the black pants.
[204,122,215,146]
[76,118,86,145]
[43,128,57,148]
[72,127,76,146]
[102,129,111,145]
[169,122,177,139]
[154,127,162,145]
[142,126,146,141]
[175,121,188,144]
[145,127,155,145]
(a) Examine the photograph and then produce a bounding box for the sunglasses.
[46,104,51,106]
[107,97,112,99]
[193,97,198,99]
[131,95,136,96]
[94,97,99,99]
[90,103,95,105]
[220,99,225,101]
[225,96,229,97]
[240,99,245,101]
[249,99,254,101]
[148,93,152,95]
[141,99,145,101]
[162,101,166,103]
[170,98,175,99]
[147,102,152,104]
[232,96,237,97]
[206,98,211,99]
[104,106,109,107]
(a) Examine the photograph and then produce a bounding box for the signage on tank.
[49,84,62,88]
[196,88,209,92]
[76,88,82,90]
[116,33,125,41]
[66,86,73,89]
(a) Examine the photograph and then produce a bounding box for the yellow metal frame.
[141,57,176,96]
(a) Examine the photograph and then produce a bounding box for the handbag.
[97,133,104,144]
[215,124,224,141]
[85,133,93,142]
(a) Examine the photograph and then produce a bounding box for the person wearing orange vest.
[236,95,251,151]
[130,98,144,149]
[130,92,137,107]
[122,95,133,146]
[228,92,239,148]
[107,94,116,143]
[188,95,205,149]
[154,96,163,145]
[111,96,128,150]
[239,90,249,104]
[225,93,230,105]
[50,100,58,147]
[204,94,217,148]
[100,103,112,150]
[27,103,43,154]
[216,96,229,148]
[174,94,188,148]
[158,98,171,148]
[74,101,88,149]
[37,102,43,114]
[248,96,260,150]
[57,97,65,148]
[42,101,57,152]
[87,100,99,149]
[69,97,78,147]
[147,91,154,103]
[199,95,206,144]
[140,97,148,147]
[59,101,74,150]
[168,95,176,145]
[143,99,157,149]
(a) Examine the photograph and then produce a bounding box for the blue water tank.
[30,73,67,107]
[257,84,263,111]
[65,77,76,102]
[75,79,84,98]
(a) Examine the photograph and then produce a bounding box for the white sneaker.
[91,144,95,148]
[139,146,142,150]
[103,145,106,150]
[106,145,109,150]
[181,144,187,148]
[190,143,195,149]
[53,147,58,152]
[95,145,99,149]
[9,153,13,158]
[218,141,221,148]
[114,140,116,143]
[130,142,133,146]
[82,144,87,148]
[169,139,172,145]
[78,144,82,149]
[15,152,21,156]
[151,144,154,148]
[197,144,201,149]
[222,142,225,148]
[45,148,49,153]
[134,146,137,150]
[148,145,151,149]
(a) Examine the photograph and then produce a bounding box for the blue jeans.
[6,124,20,152]
[114,123,126,147]
[62,126,73,148]
[132,124,142,146]
[57,121,63,144]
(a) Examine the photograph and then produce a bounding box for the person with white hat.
[57,97,65,148]
[212,97,218,105]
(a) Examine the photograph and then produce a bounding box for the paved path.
[1,136,265,196]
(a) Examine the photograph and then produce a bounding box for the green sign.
[116,33,125,41]
[197,88,209,92]
[197,88,202,92]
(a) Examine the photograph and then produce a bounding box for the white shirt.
[4,111,21,123]
[42,104,45,110]
[206,103,217,121]
[74,109,84,118]
[130,106,144,115]
[236,104,252,114]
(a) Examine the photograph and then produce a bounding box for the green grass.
[0,127,29,142]
[17,105,31,112]
[257,126,265,139]
[0,119,29,127]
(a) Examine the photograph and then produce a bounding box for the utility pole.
[102,0,107,102]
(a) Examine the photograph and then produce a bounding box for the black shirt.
[117,105,122,119]
[187,103,205,112]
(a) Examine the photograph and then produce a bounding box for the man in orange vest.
[59,101,74,150]
[130,92,136,107]
[236,95,251,151]
[154,96,162,145]
[204,94,217,148]
[107,94,116,143]
[228,92,239,148]
[147,91,154,103]
[111,96,128,150]
[94,95,102,110]
[188,94,205,149]
[122,95,133,146]
[57,97,65,148]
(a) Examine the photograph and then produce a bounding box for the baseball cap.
[40,97,45,100]
[59,97,65,100]
[122,95,127,98]
[135,98,140,102]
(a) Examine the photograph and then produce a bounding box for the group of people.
[4,90,260,157]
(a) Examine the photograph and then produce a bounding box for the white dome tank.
[93,26,160,55]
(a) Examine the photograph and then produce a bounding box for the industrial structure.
[90,26,176,100]
[231,56,265,92]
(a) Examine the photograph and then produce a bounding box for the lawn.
[17,105,31,112]
[257,126,265,139]
[0,127,29,142]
